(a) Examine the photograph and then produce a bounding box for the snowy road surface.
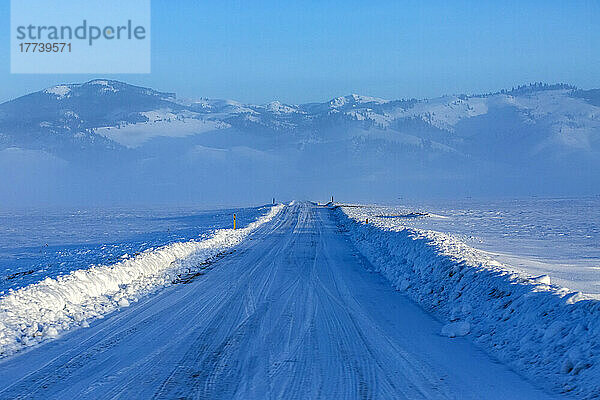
[0,203,555,399]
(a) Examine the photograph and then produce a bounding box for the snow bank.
[441,321,471,338]
[334,205,600,398]
[0,204,283,357]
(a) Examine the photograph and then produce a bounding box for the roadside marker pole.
[233,214,236,230]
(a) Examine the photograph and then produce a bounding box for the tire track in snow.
[150,206,302,399]
[0,203,555,399]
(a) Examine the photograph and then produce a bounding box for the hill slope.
[0,81,598,204]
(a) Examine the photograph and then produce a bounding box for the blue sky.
[1,0,599,103]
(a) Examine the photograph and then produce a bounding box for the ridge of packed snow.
[0,204,284,358]
[334,204,600,398]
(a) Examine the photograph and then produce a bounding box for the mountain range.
[0,80,598,205]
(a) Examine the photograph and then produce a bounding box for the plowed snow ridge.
[335,204,600,398]
[0,203,554,399]
[0,204,283,357]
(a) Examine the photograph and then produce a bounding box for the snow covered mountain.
[2,80,599,157]
[0,80,598,204]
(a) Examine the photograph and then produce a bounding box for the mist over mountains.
[1,80,598,206]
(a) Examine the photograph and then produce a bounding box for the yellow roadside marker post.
[234,214,237,230]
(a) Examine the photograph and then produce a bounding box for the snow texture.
[0,204,283,357]
[43,85,71,99]
[0,202,552,399]
[335,204,600,398]
[386,197,600,297]
[441,321,471,338]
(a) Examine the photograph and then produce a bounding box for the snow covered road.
[0,202,554,399]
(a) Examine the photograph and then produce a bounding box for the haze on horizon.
[0,79,599,208]
[1,1,599,208]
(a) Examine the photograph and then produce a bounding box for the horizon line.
[1,79,591,106]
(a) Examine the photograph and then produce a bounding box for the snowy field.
[0,199,597,398]
[0,203,554,399]
[0,204,282,356]
[335,198,600,398]
[359,197,600,296]
[0,206,266,293]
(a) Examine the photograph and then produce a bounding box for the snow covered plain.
[335,198,600,398]
[0,206,269,293]
[0,204,282,357]
[0,202,554,399]
[399,197,600,296]
[359,197,600,296]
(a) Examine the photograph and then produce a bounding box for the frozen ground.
[0,205,281,357]
[0,205,266,293]
[369,197,600,296]
[0,203,555,399]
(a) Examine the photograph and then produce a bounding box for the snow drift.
[0,204,283,357]
[334,204,600,398]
